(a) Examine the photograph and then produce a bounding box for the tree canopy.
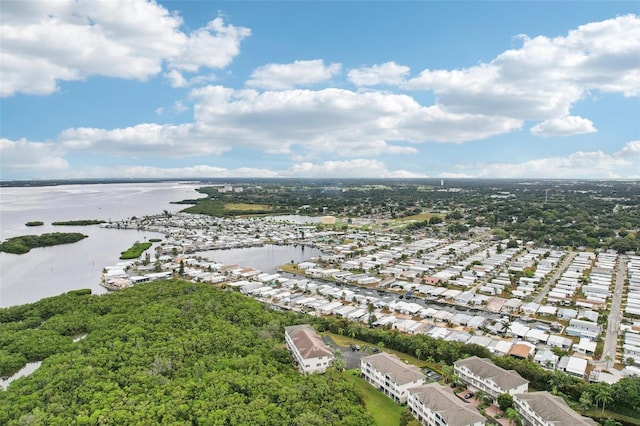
[0,281,372,425]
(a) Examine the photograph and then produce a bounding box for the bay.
[0,182,323,308]
[0,182,204,307]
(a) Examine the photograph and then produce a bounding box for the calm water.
[0,183,322,307]
[0,362,41,389]
[199,245,322,274]
[0,182,204,307]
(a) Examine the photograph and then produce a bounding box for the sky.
[1,1,639,180]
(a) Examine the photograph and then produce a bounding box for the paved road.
[598,254,627,369]
[534,251,578,304]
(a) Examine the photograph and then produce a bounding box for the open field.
[224,202,273,211]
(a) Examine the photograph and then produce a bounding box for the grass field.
[224,202,272,211]
[342,371,406,426]
[398,212,443,221]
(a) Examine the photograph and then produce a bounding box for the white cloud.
[0,138,68,178]
[530,115,596,137]
[0,2,250,97]
[615,140,640,157]
[155,107,164,115]
[246,59,342,90]
[169,17,250,73]
[31,85,519,166]
[174,101,188,113]
[164,70,188,88]
[403,14,639,121]
[14,160,421,180]
[283,160,425,178]
[190,85,521,154]
[457,143,638,178]
[348,61,411,86]
[58,123,231,157]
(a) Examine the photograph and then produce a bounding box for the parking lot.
[322,336,369,370]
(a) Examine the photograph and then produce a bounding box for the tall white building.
[407,383,486,426]
[454,356,529,401]
[361,352,426,403]
[284,324,334,374]
[514,392,597,426]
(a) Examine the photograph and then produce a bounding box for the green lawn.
[342,371,406,426]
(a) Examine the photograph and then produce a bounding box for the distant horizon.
[2,176,640,187]
[1,1,638,180]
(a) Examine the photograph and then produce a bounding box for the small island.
[52,220,106,226]
[120,241,153,259]
[25,221,44,227]
[0,233,88,254]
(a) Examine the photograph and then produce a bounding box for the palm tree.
[367,302,375,328]
[441,364,454,384]
[505,407,522,426]
[593,383,614,412]
[474,389,490,406]
[549,370,570,394]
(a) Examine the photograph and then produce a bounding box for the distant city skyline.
[1,1,638,180]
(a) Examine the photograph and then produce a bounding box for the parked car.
[464,393,474,400]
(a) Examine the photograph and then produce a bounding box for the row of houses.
[623,255,640,366]
[226,272,608,379]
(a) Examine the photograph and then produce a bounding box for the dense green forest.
[0,232,88,254]
[24,221,44,227]
[119,241,153,259]
[52,220,106,226]
[0,282,372,425]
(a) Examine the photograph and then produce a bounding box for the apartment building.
[407,383,486,426]
[454,356,529,401]
[284,324,334,374]
[361,352,426,403]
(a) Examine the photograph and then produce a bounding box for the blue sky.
[1,0,639,180]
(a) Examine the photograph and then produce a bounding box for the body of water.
[198,244,323,274]
[0,182,204,307]
[0,182,322,307]
[0,362,41,389]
